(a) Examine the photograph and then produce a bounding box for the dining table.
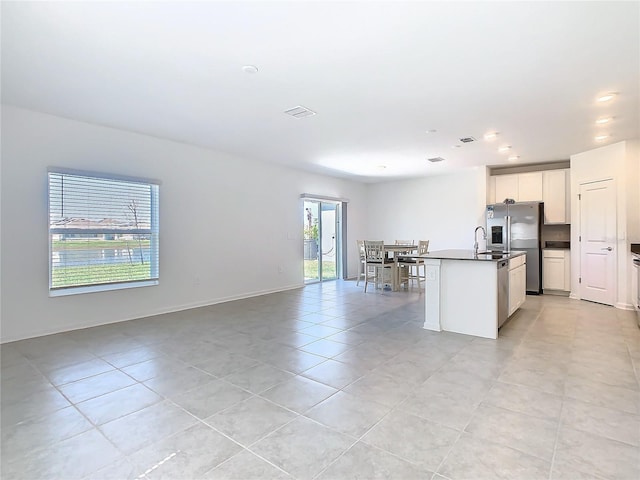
[383,244,419,291]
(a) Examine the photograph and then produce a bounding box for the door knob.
[601,247,613,251]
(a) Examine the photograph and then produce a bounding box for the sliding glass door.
[303,199,341,283]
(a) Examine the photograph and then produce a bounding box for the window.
[48,169,159,295]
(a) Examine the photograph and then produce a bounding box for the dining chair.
[363,240,394,293]
[398,240,429,293]
[356,240,367,286]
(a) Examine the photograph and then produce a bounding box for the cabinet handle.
[601,247,613,251]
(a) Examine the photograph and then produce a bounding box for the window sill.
[49,280,159,297]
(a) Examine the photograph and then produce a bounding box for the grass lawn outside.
[304,259,336,281]
[51,263,152,289]
[51,239,153,288]
[52,241,333,287]
[52,239,150,250]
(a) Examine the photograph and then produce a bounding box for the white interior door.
[579,179,616,305]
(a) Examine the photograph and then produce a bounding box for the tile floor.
[1,281,639,480]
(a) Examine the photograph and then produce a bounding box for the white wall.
[627,140,640,244]
[0,106,368,342]
[364,168,487,250]
[570,140,639,309]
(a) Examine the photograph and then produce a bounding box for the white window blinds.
[48,170,159,294]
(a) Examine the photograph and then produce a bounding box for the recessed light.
[484,132,499,141]
[596,92,617,102]
[595,117,612,125]
[595,134,610,142]
[498,145,512,153]
[425,129,437,134]
[242,65,259,74]
[508,155,520,162]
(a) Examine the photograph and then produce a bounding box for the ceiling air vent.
[428,157,446,163]
[284,106,316,118]
[459,136,476,143]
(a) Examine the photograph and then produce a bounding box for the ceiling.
[2,1,638,183]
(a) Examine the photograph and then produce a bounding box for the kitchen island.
[420,249,526,339]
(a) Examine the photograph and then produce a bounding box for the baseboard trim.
[615,302,635,311]
[543,290,570,297]
[564,293,635,311]
[0,283,304,344]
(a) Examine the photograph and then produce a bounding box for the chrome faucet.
[474,226,487,255]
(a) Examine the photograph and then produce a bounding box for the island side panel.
[423,259,442,332]
[440,259,499,339]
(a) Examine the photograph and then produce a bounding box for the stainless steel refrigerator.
[486,201,543,294]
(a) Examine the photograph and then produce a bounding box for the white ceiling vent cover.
[428,157,446,163]
[459,136,476,143]
[284,106,316,118]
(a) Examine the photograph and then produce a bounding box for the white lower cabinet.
[508,256,526,316]
[543,249,571,292]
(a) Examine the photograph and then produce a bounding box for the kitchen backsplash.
[542,224,571,245]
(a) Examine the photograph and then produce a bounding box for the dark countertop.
[420,249,526,262]
[545,241,570,249]
[631,243,640,255]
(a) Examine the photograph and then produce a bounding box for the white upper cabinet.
[542,169,569,224]
[517,172,543,201]
[494,174,519,202]
[487,176,496,204]
[490,168,570,224]
[494,171,543,203]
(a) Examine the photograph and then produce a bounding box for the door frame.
[577,177,617,306]
[301,196,345,284]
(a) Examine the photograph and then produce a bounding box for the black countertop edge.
[419,249,526,262]
[545,241,571,249]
